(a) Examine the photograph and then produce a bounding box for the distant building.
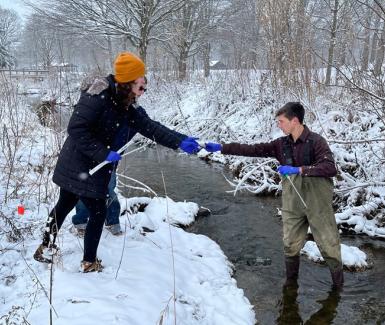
[209,60,227,70]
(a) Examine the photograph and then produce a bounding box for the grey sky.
[0,0,31,19]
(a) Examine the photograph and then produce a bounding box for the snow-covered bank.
[0,197,254,324]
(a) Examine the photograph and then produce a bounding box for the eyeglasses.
[138,86,147,92]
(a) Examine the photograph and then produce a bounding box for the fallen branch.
[336,181,385,193]
[328,138,385,144]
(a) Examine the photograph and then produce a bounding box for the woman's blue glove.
[179,137,200,154]
[205,142,222,152]
[278,165,300,176]
[106,151,122,162]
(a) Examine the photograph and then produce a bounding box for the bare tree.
[26,0,187,63]
[360,4,373,71]
[21,14,58,68]
[325,0,340,85]
[373,20,385,76]
[162,0,223,80]
[258,0,314,88]
[354,0,385,77]
[218,0,260,70]
[372,0,385,76]
[0,6,21,67]
[199,0,229,77]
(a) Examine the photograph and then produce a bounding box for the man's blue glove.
[106,151,122,162]
[278,165,300,176]
[205,142,222,152]
[179,137,200,154]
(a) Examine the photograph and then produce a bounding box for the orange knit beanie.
[114,52,145,83]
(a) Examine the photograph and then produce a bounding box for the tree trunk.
[138,41,147,64]
[360,7,372,71]
[295,0,306,69]
[361,32,370,71]
[325,0,339,85]
[121,35,129,51]
[178,48,188,81]
[374,22,385,76]
[107,36,114,70]
[203,41,211,78]
[369,15,381,65]
[138,23,148,63]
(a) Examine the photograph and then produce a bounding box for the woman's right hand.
[106,151,122,162]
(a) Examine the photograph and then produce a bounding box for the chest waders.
[281,136,343,289]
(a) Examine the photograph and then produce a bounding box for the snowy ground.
[0,197,254,325]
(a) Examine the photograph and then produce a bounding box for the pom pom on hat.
[114,52,145,83]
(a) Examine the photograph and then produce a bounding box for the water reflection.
[277,282,341,325]
[277,283,302,324]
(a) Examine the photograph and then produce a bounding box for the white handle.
[89,143,146,176]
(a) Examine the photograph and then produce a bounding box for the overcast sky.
[1,0,31,19]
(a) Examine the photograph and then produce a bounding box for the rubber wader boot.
[285,256,300,286]
[330,268,344,290]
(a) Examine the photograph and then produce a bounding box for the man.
[34,52,200,272]
[205,102,343,289]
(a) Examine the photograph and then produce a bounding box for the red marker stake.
[17,205,25,215]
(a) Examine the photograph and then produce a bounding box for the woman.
[34,52,199,272]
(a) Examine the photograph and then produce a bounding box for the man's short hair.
[275,102,305,124]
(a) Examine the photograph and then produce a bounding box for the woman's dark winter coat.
[53,75,187,198]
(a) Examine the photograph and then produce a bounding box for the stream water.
[120,147,385,324]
